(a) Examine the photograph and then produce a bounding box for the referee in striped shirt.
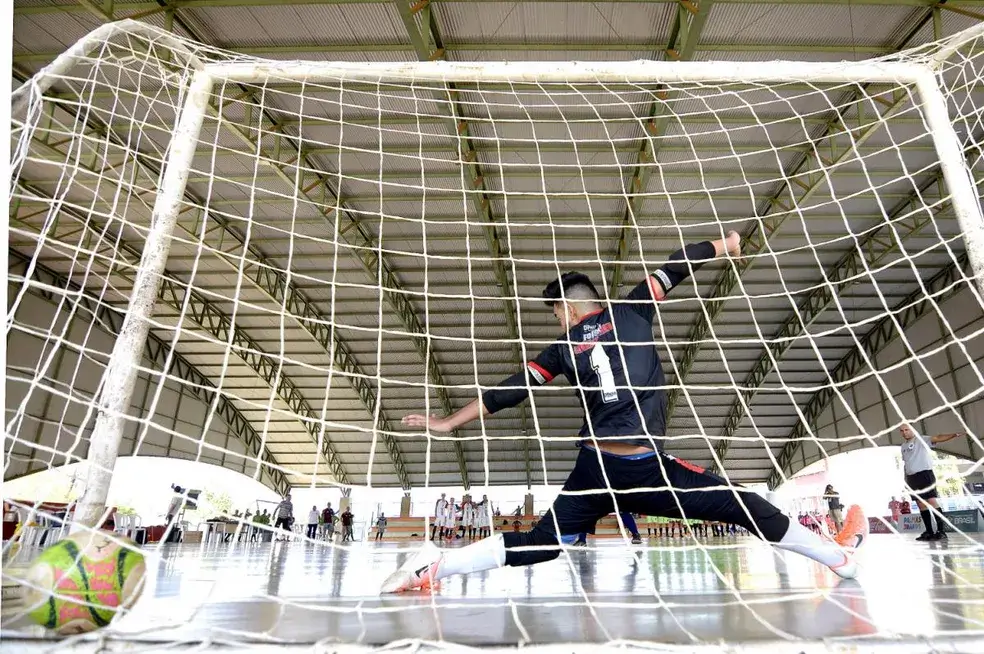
[900,424,962,541]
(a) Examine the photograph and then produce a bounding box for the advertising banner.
[941,509,979,533]
[868,518,893,534]
[868,510,980,533]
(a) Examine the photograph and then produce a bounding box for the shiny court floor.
[3,533,984,648]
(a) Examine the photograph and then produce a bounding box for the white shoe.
[828,553,858,580]
[380,540,444,593]
[826,504,867,579]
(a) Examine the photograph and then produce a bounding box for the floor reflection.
[2,533,983,645]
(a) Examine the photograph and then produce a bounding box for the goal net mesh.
[4,20,984,648]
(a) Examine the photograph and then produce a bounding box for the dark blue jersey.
[483,276,667,449]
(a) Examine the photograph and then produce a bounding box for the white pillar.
[914,69,984,298]
[73,70,213,531]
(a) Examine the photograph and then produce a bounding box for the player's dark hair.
[542,271,600,307]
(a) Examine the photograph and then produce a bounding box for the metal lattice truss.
[7,0,984,491]
[8,249,292,495]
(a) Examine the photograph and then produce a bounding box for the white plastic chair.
[115,514,132,538]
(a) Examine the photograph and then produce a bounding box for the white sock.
[436,534,506,580]
[775,521,850,568]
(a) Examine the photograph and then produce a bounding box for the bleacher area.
[372,516,722,542]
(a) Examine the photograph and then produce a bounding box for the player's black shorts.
[905,470,938,500]
[531,446,786,543]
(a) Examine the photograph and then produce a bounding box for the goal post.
[69,69,214,531]
[6,15,984,647]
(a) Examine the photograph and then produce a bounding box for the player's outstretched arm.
[402,397,488,434]
[402,350,561,434]
[930,432,965,444]
[647,230,741,301]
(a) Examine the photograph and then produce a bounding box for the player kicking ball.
[382,232,866,594]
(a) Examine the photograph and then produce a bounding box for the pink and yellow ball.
[23,531,146,635]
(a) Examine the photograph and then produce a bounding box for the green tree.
[933,453,964,497]
[895,450,964,498]
[200,490,233,519]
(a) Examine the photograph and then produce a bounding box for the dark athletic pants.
[503,447,789,567]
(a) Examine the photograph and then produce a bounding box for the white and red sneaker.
[380,540,445,593]
[835,505,868,552]
[828,505,868,579]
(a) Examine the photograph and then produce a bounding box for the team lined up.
[431,493,495,540]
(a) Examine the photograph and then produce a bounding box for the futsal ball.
[23,531,146,635]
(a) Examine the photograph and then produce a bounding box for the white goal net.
[5,18,984,650]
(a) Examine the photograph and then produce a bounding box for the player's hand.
[401,414,452,433]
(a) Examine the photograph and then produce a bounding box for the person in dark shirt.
[824,485,844,532]
[321,503,335,541]
[382,232,866,593]
[340,509,354,542]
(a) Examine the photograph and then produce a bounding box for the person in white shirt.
[474,495,488,539]
[462,500,475,539]
[900,424,962,541]
[274,494,294,542]
[306,506,319,540]
[444,497,457,539]
[432,494,448,541]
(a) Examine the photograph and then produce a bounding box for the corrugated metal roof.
[437,1,673,47]
[701,3,910,47]
[7,0,983,490]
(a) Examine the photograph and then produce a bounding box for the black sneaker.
[572,539,587,547]
[915,531,934,541]
[936,530,948,540]
[631,535,642,545]
[927,531,946,541]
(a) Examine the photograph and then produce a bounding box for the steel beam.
[15,0,973,15]
[667,96,918,431]
[664,6,940,430]
[609,0,714,294]
[13,180,352,486]
[767,253,972,488]
[98,167,935,183]
[157,5,434,487]
[8,249,292,495]
[712,145,982,476]
[14,37,416,485]
[197,82,455,491]
[395,0,531,487]
[161,115,935,128]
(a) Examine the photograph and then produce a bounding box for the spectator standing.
[275,494,293,541]
[307,506,319,539]
[321,503,335,541]
[375,513,388,541]
[889,496,901,528]
[443,498,457,540]
[341,508,355,542]
[165,485,186,543]
[824,485,844,532]
[432,493,448,541]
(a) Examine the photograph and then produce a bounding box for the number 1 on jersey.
[590,343,619,403]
